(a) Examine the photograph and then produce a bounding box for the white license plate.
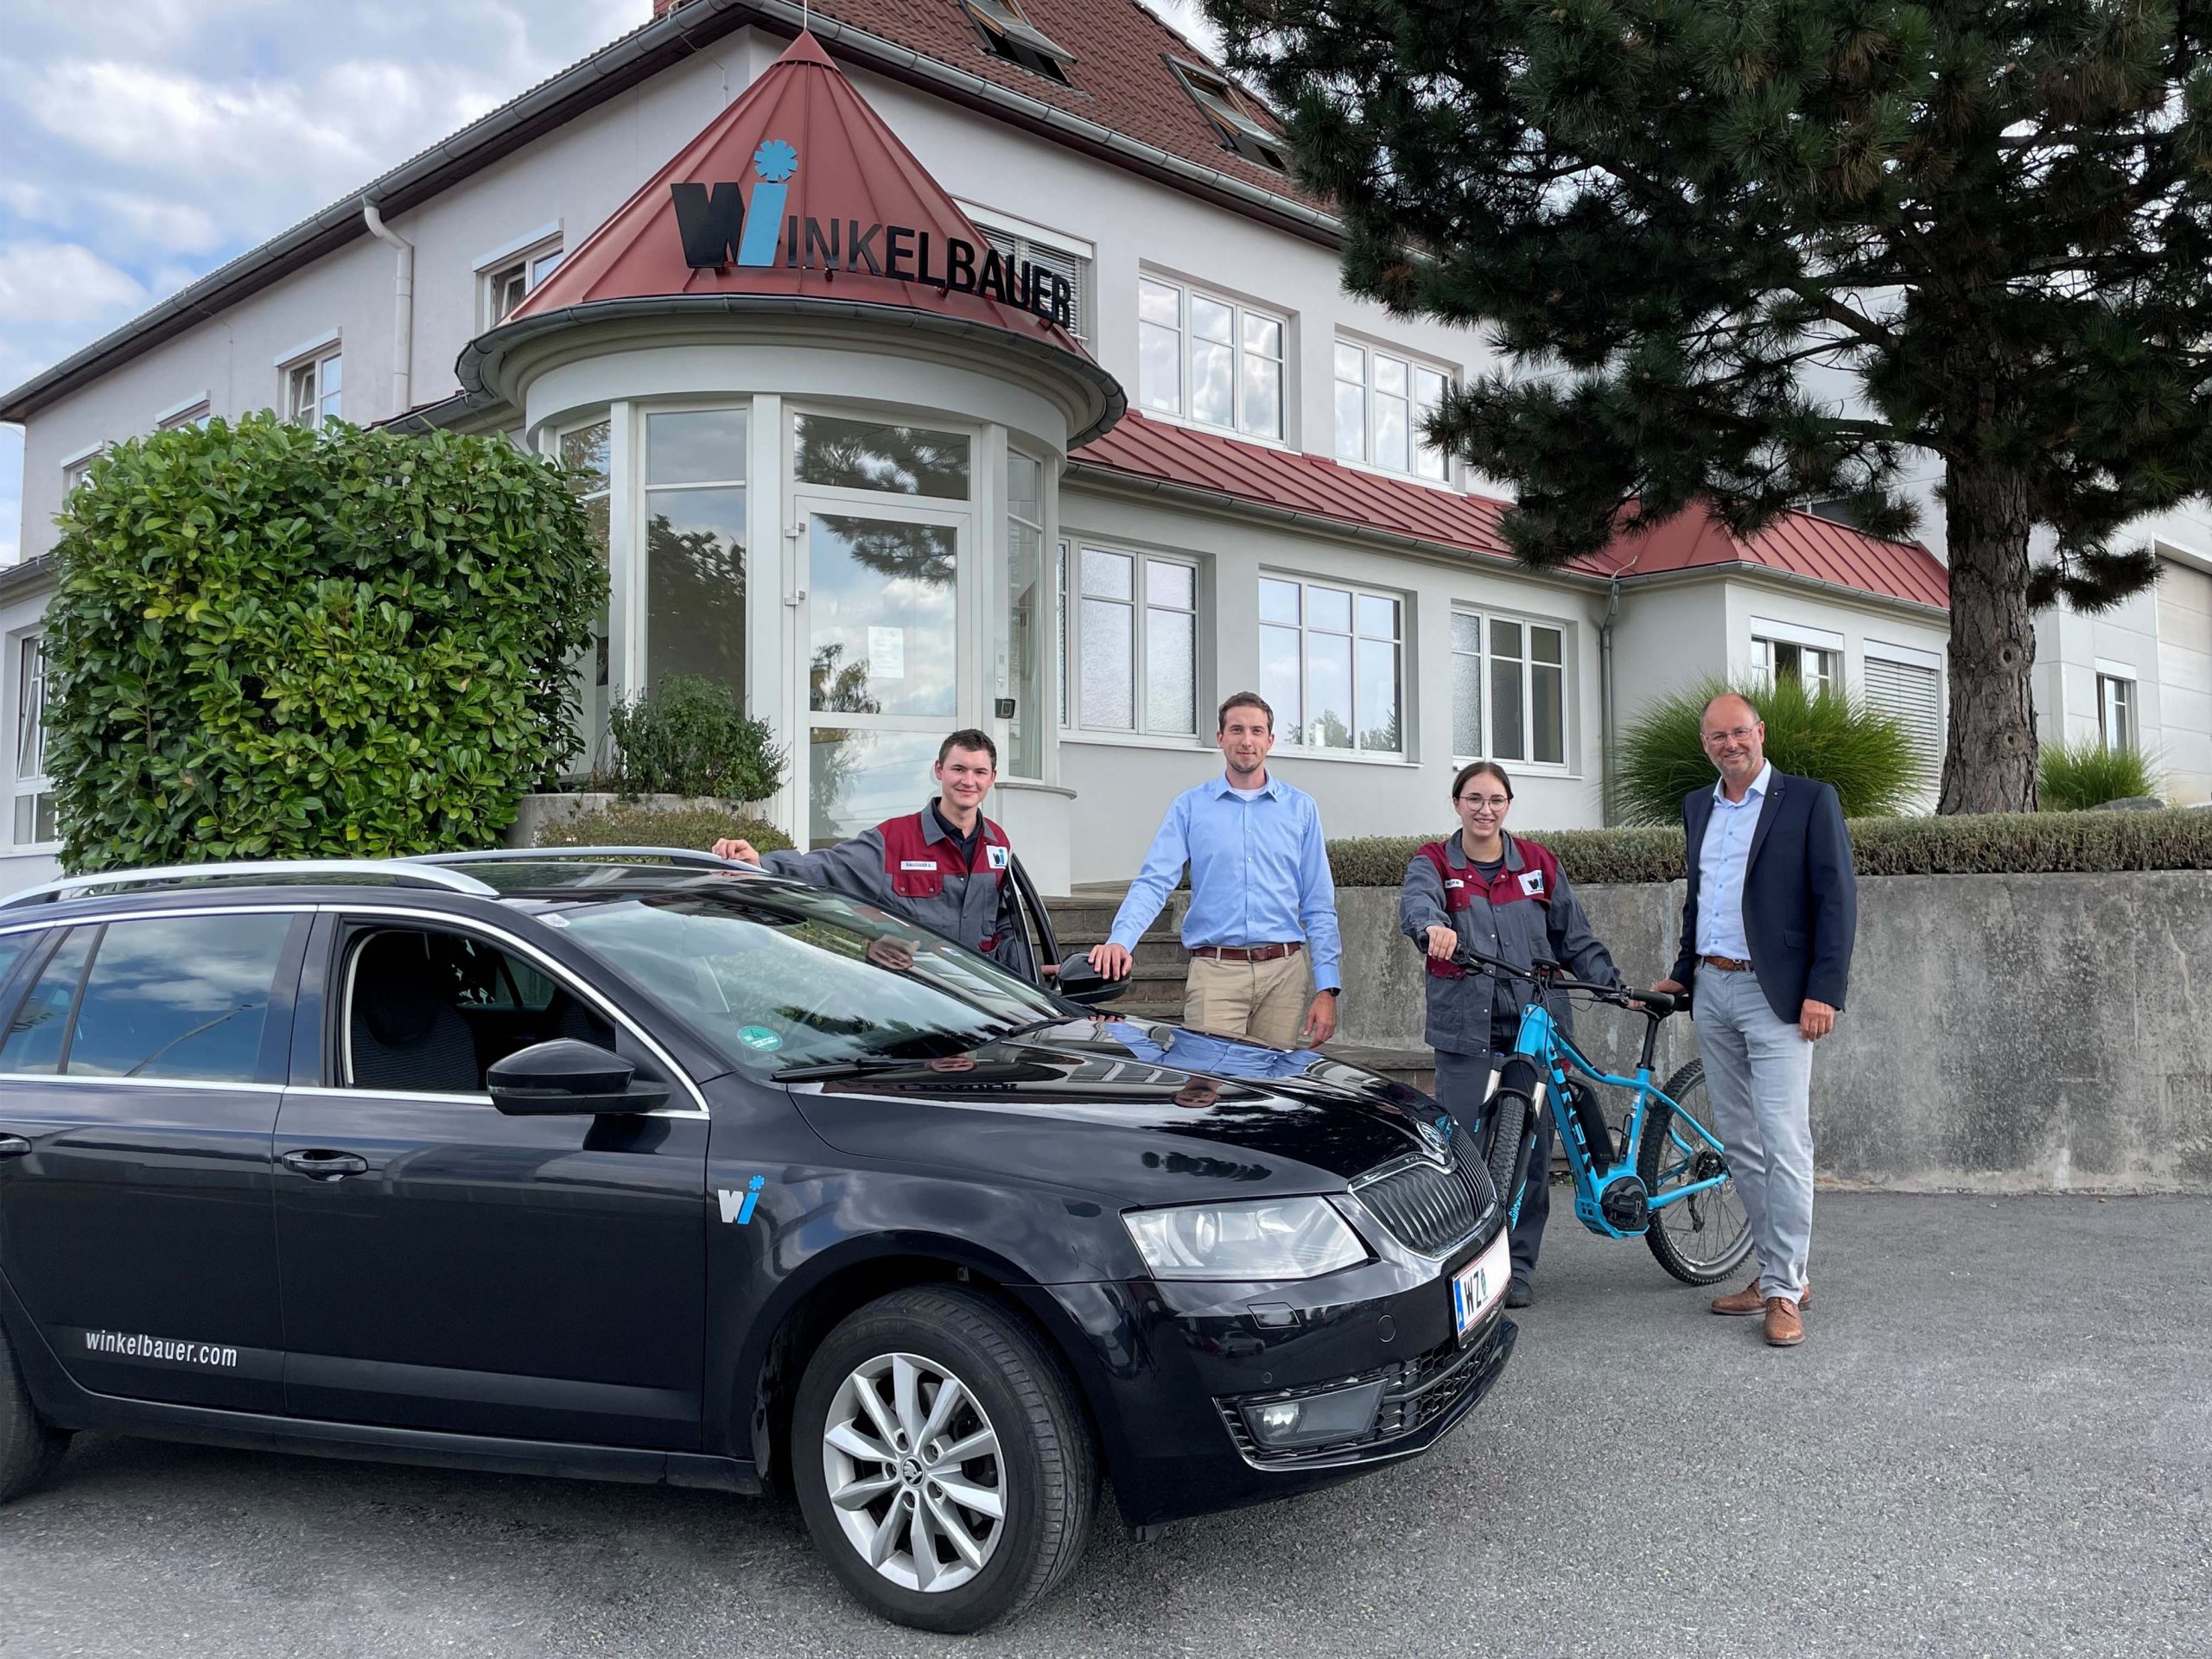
[1452,1232,1511,1340]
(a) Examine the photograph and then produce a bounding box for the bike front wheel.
[1474,1087,1537,1226]
[1637,1060,1753,1284]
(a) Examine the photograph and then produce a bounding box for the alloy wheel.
[821,1351,1007,1593]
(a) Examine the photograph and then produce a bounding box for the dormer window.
[1170,59,1290,172]
[962,0,1075,86]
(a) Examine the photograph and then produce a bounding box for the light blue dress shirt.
[1107,774,1344,992]
[1695,760,1771,960]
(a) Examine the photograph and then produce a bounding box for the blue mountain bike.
[1453,947,1752,1285]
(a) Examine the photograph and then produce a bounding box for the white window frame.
[1333,338,1452,483]
[10,632,56,851]
[960,202,1094,344]
[2096,670,2138,752]
[279,336,343,429]
[155,394,212,430]
[1136,273,1289,443]
[1063,541,1201,740]
[480,234,564,330]
[1258,573,1407,759]
[1755,633,1842,698]
[59,442,105,499]
[1451,607,1571,770]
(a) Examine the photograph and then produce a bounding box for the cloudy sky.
[0,0,1222,564]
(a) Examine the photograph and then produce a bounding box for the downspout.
[1598,549,1646,827]
[360,199,414,418]
[1600,574,1621,825]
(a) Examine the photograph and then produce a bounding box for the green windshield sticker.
[737,1026,784,1052]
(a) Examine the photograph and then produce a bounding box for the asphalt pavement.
[2,1192,2205,1658]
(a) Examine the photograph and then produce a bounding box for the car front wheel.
[792,1287,1096,1633]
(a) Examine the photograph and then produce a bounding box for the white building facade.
[0,0,1955,897]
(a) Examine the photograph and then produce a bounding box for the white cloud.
[0,243,148,326]
[0,180,222,255]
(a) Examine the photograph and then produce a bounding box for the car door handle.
[280,1149,369,1180]
[0,1135,29,1160]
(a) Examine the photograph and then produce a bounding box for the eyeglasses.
[1456,794,1510,810]
[1702,727,1758,744]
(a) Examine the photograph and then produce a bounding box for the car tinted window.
[557,887,1063,1072]
[0,928,95,1074]
[65,914,293,1083]
[0,932,32,995]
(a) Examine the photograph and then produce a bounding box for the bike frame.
[1506,1001,1733,1241]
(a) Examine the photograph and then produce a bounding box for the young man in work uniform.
[711,728,1035,979]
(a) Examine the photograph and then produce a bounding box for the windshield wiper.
[772,1054,931,1083]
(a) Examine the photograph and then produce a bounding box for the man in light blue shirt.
[1089,691,1343,1050]
[1695,757,1770,961]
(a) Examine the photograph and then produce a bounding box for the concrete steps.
[1042,884,1438,1094]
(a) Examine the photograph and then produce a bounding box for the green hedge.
[1328,809,2212,887]
[45,414,602,870]
[535,802,794,855]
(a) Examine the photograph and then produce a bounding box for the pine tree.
[1206,0,2212,811]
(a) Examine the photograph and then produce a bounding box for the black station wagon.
[0,851,1516,1631]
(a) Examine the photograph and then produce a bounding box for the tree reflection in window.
[794,414,970,500]
[645,507,747,692]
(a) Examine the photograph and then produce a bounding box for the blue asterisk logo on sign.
[753,139,799,182]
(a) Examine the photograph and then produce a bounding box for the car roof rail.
[414,847,764,871]
[0,858,502,910]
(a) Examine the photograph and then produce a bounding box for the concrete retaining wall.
[1334,871,2212,1193]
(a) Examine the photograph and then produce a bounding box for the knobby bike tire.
[1636,1059,1754,1285]
[1484,1088,1537,1225]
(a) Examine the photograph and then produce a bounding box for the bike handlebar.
[1444,940,1679,1018]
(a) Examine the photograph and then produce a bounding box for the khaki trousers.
[1184,950,1312,1050]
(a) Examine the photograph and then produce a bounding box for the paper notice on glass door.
[868,626,906,678]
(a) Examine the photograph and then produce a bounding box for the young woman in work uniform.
[1398,760,1624,1308]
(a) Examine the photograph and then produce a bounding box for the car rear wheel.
[792,1287,1096,1633]
[0,1319,68,1503]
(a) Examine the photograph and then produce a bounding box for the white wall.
[2154,555,2212,804]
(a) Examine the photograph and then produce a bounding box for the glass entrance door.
[799,501,968,846]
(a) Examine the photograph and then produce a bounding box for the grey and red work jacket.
[1397,830,1620,1058]
[756,800,1036,981]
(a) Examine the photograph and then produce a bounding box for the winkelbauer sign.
[671,138,1077,330]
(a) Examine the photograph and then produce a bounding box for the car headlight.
[1122,1197,1368,1281]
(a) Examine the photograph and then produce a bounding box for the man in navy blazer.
[1654,692,1856,1347]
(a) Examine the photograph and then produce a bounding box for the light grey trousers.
[1692,963,1816,1304]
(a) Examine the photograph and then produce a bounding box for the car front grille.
[1351,1148,1487,1257]
[1217,1324,1506,1467]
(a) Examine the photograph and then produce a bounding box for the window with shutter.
[1866,657,1942,766]
[978,225,1088,342]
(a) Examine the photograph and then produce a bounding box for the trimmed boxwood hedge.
[1328,809,2212,887]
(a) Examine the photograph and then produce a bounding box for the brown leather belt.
[1700,954,1755,973]
[1190,942,1304,963]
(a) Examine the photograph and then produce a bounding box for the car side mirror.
[1053,952,1128,1007]
[486,1039,672,1116]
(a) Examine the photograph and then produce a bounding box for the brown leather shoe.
[1763,1297,1804,1346]
[1711,1275,1813,1315]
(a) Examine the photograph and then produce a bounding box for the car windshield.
[551,883,1065,1072]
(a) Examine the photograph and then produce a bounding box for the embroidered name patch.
[1444,879,1465,889]
[987,845,1011,870]
[899,860,938,872]
[1519,870,1547,897]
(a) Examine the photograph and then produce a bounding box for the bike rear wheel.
[1637,1060,1752,1284]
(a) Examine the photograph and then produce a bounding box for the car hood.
[785,1016,1448,1202]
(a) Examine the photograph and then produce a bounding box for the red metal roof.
[1599,498,1951,609]
[1071,416,1950,610]
[512,29,1091,364]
